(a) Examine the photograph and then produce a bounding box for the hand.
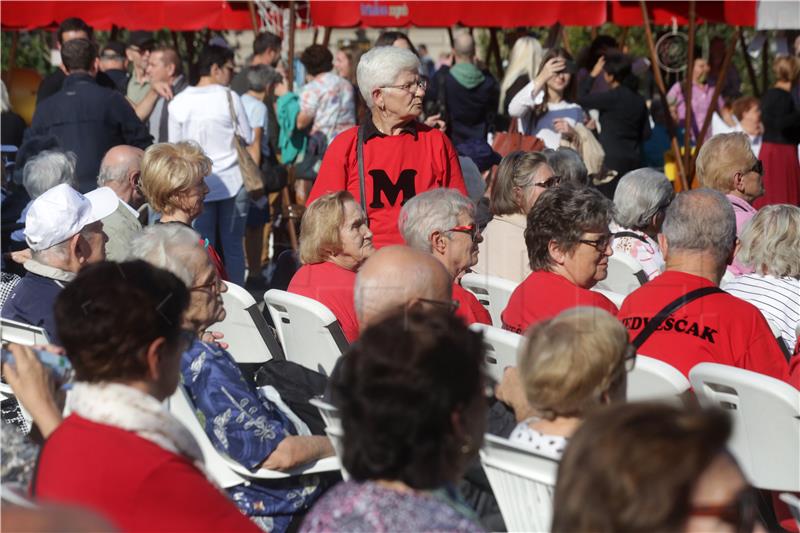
[424,113,446,131]
[552,118,576,138]
[534,57,567,88]
[10,249,31,264]
[590,56,606,78]
[261,436,334,472]
[2,344,63,437]
[201,330,229,350]
[151,80,174,100]
[584,117,597,131]
[495,366,534,422]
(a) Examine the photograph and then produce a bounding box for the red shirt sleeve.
[742,314,793,384]
[307,128,356,206]
[442,134,467,195]
[454,283,492,326]
[592,292,619,316]
[133,457,260,533]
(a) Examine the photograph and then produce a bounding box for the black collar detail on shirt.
[362,116,419,143]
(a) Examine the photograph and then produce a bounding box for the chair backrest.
[779,493,800,529]
[689,363,800,491]
[469,323,523,383]
[309,398,350,480]
[460,272,518,327]
[480,433,560,533]
[0,318,49,346]
[264,289,349,376]
[627,354,690,403]
[213,281,282,364]
[166,387,247,489]
[590,287,626,309]
[595,252,648,295]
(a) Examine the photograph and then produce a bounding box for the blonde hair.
[773,55,800,83]
[139,142,211,214]
[518,307,630,420]
[299,191,355,264]
[738,204,800,278]
[499,36,544,113]
[696,132,755,193]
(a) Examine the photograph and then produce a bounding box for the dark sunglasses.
[749,160,763,175]
[533,175,561,189]
[690,488,759,533]
[412,298,460,315]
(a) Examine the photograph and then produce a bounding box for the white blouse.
[507,82,584,149]
[509,418,569,460]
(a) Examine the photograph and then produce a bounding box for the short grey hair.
[399,189,474,253]
[357,46,421,108]
[23,150,77,199]
[246,64,281,93]
[737,204,800,278]
[613,168,674,230]
[661,189,736,266]
[545,148,588,186]
[128,224,204,287]
[31,225,93,265]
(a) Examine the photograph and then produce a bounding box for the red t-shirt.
[454,282,492,326]
[288,261,359,342]
[618,271,793,384]
[34,415,259,532]
[501,270,618,334]
[306,122,467,248]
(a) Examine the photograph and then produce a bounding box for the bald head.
[98,145,144,208]
[453,32,475,62]
[355,245,452,329]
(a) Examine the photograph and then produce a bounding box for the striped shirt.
[724,274,800,350]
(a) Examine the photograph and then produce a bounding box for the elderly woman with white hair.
[399,188,491,325]
[611,168,674,280]
[129,224,333,532]
[307,46,467,248]
[724,205,800,350]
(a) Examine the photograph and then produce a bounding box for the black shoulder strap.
[356,126,368,226]
[632,286,724,349]
[613,230,649,243]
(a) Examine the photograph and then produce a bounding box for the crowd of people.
[1,16,800,533]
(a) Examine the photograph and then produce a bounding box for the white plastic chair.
[590,287,626,309]
[595,251,649,295]
[212,282,281,364]
[469,323,523,383]
[167,386,340,489]
[309,398,349,480]
[689,363,800,491]
[460,272,518,327]
[779,493,800,529]
[480,433,559,533]
[264,289,349,376]
[626,355,690,403]
[0,318,49,346]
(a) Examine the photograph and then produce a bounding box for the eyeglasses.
[189,277,219,293]
[380,79,428,93]
[578,234,612,251]
[533,175,561,189]
[690,488,758,533]
[447,223,479,242]
[412,298,460,315]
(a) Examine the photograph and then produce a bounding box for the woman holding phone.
[508,47,584,150]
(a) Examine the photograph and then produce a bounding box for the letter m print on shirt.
[369,169,417,208]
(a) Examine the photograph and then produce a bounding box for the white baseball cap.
[25,184,118,252]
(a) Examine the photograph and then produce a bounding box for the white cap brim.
[84,187,120,224]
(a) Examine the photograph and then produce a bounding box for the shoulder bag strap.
[632,286,724,350]
[225,89,241,146]
[357,126,368,226]
[613,230,650,243]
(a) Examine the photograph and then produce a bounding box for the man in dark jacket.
[25,39,152,193]
[425,32,499,146]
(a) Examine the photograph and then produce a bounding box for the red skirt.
[754,142,800,208]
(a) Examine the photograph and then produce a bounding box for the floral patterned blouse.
[181,339,323,532]
[610,223,665,281]
[300,480,485,533]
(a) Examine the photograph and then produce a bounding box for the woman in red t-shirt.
[399,188,491,326]
[288,191,374,342]
[33,261,258,532]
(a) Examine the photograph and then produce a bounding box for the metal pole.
[322,27,332,48]
[248,0,259,32]
[682,0,696,185]
[287,1,296,92]
[739,31,760,97]
[760,33,769,95]
[639,0,687,190]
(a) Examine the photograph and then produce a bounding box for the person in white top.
[508,48,584,150]
[497,307,632,459]
[611,168,674,281]
[474,151,557,283]
[168,45,253,284]
[711,96,763,157]
[724,205,800,351]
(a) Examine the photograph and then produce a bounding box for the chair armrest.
[223,454,341,480]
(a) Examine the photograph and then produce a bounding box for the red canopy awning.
[1,1,258,31]
[308,0,756,28]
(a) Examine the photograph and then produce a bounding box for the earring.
[460,435,473,455]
